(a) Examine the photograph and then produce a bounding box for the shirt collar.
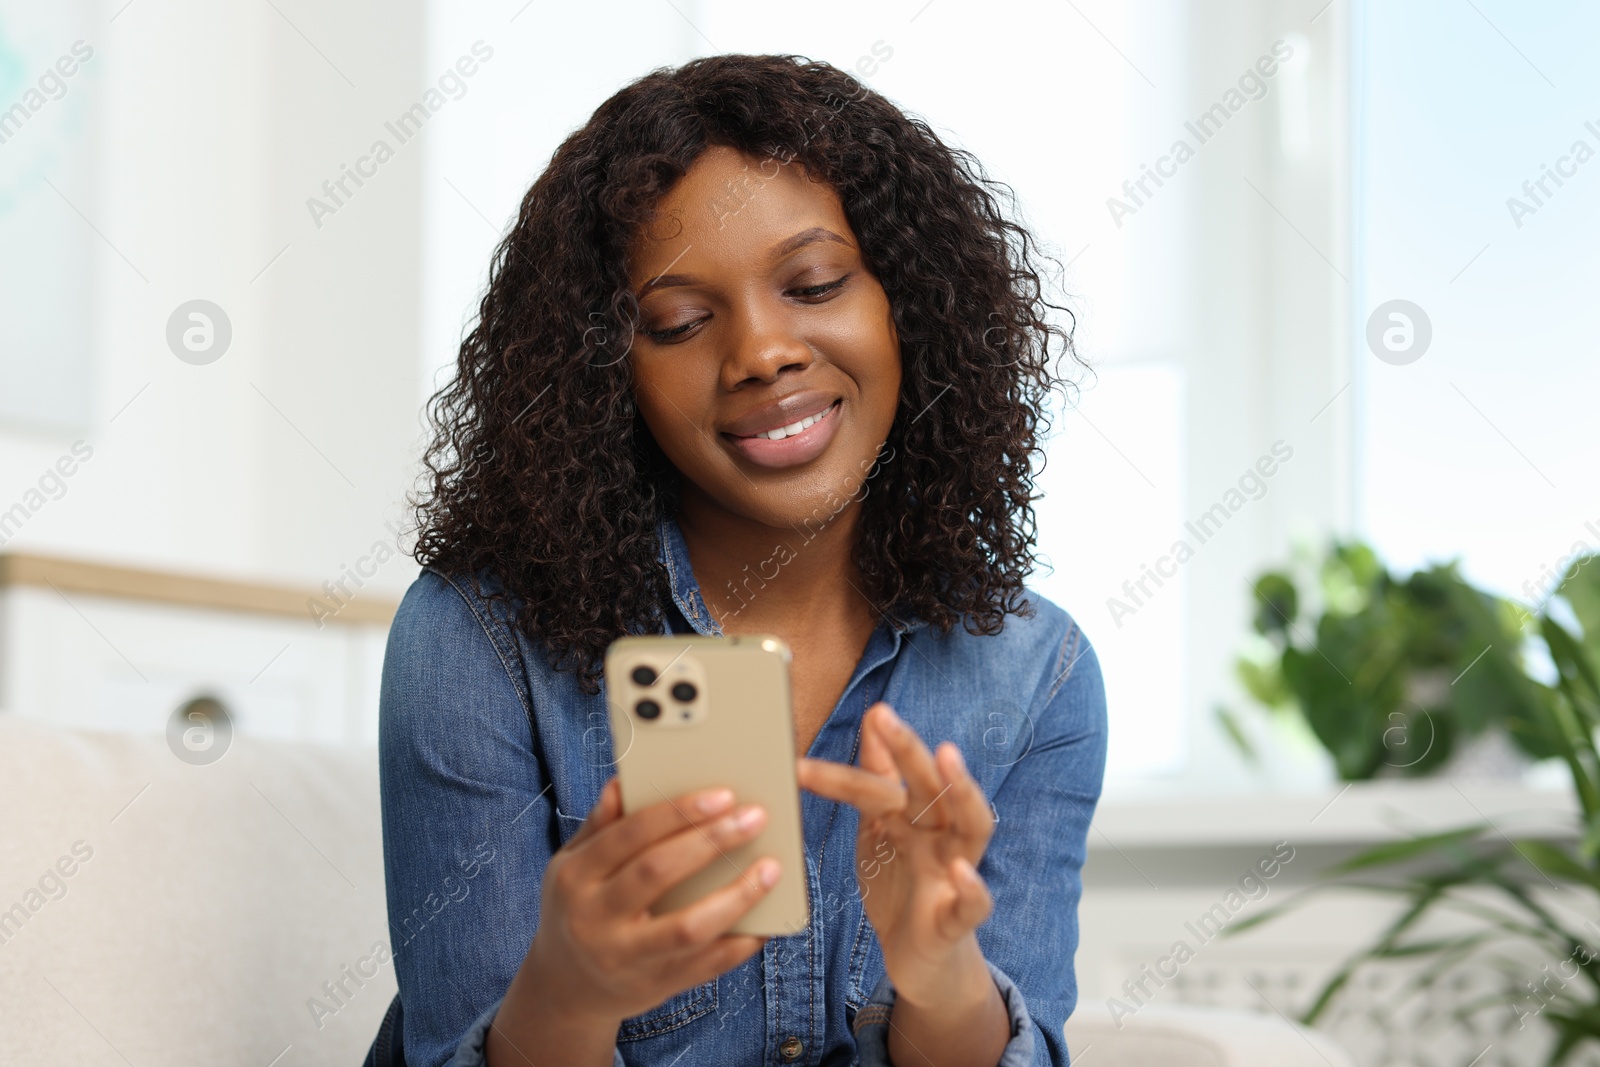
[656,514,723,636]
[654,514,922,638]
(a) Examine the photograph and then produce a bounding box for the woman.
[376,53,1106,1067]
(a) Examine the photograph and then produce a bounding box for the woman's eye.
[640,274,851,342]
[643,319,700,343]
[792,273,850,299]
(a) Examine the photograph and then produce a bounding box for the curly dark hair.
[409,52,1084,694]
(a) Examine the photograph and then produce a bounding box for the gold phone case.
[604,634,810,937]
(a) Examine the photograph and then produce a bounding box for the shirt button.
[779,1035,804,1060]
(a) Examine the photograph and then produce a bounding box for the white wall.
[0,0,426,605]
[411,0,1356,791]
[2,0,1357,792]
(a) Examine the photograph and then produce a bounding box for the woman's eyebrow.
[635,226,852,298]
[769,225,851,261]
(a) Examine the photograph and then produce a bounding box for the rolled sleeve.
[852,958,1038,1067]
[444,996,628,1067]
[444,997,501,1067]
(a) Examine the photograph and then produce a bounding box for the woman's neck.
[674,490,874,635]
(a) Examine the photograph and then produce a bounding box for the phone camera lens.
[631,665,657,687]
[635,699,661,720]
[670,682,697,703]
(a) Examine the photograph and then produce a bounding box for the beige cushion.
[1065,1001,1357,1067]
[0,715,392,1066]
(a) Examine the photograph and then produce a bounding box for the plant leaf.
[1328,825,1489,873]
[1515,838,1600,893]
[1213,705,1259,764]
[1558,553,1600,643]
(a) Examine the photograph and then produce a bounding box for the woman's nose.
[719,307,814,390]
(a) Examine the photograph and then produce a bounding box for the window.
[1354,0,1600,606]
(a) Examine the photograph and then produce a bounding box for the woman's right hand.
[524,776,782,1023]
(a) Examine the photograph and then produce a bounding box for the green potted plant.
[1221,540,1558,779]
[1229,549,1600,1064]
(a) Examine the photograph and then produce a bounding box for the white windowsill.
[1088,776,1579,848]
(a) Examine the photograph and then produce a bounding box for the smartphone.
[603,633,810,937]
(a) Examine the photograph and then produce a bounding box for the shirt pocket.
[616,977,719,1042]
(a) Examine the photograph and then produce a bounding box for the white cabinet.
[0,553,400,748]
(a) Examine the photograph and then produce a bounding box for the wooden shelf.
[0,551,400,627]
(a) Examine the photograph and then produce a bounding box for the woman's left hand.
[796,701,997,1008]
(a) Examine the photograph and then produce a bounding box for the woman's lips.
[723,399,843,469]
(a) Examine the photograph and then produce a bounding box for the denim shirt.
[377,516,1107,1067]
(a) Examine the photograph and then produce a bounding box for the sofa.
[0,715,1356,1066]
[0,714,394,1066]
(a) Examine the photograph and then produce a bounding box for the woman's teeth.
[752,402,835,441]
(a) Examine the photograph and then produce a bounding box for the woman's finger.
[653,931,770,999]
[940,856,993,940]
[578,784,739,878]
[872,704,948,825]
[633,854,783,957]
[859,703,900,779]
[936,743,997,861]
[603,803,768,917]
[797,756,906,818]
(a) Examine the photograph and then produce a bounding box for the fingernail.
[698,788,735,813]
[758,859,781,887]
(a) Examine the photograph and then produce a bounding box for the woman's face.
[624,145,902,531]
